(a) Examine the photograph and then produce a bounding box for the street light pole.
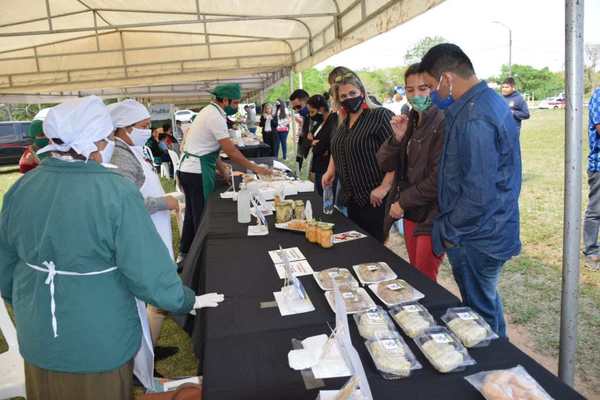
[493,21,513,77]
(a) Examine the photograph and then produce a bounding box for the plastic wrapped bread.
[353,262,396,284]
[324,287,376,314]
[370,279,424,306]
[441,307,499,348]
[353,307,399,340]
[390,303,435,338]
[365,338,421,379]
[465,365,554,400]
[314,268,358,290]
[414,327,476,373]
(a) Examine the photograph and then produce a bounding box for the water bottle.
[237,185,251,223]
[323,185,334,215]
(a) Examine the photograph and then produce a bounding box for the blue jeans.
[273,131,288,160]
[446,244,507,337]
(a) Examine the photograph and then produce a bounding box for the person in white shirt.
[178,83,272,261]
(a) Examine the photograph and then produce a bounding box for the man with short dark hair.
[290,89,311,173]
[501,77,530,132]
[419,43,522,337]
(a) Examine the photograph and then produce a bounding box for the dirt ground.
[385,230,597,400]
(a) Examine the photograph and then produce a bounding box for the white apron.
[130,145,175,389]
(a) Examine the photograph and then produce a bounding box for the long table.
[190,181,584,399]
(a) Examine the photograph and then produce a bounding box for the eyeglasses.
[333,72,356,83]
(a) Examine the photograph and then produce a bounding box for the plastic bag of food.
[352,262,397,284]
[353,307,400,340]
[441,307,499,348]
[369,279,425,306]
[365,337,422,379]
[314,268,359,290]
[465,365,554,400]
[390,302,436,338]
[414,327,476,373]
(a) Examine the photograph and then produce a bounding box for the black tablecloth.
[191,180,583,399]
[238,142,272,158]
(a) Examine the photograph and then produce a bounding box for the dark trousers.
[446,244,507,337]
[273,131,288,159]
[262,131,275,156]
[584,171,600,255]
[179,170,205,255]
[348,200,386,242]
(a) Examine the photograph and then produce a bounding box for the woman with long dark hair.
[307,94,338,196]
[273,99,289,159]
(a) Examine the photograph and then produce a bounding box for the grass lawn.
[0,111,599,397]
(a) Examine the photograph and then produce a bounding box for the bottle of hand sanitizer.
[237,184,251,223]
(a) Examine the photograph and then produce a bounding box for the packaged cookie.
[441,307,499,348]
[313,268,359,291]
[365,337,422,379]
[390,302,435,338]
[324,287,376,314]
[369,279,424,306]
[353,307,399,340]
[352,262,397,284]
[414,327,476,373]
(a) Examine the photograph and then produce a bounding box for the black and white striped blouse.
[331,107,395,207]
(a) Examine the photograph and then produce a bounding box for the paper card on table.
[273,290,315,316]
[247,225,269,236]
[332,231,367,244]
[268,247,306,264]
[274,260,314,279]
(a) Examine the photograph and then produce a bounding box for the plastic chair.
[143,146,162,173]
[0,294,26,399]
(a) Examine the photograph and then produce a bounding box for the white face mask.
[129,127,151,147]
[99,139,115,164]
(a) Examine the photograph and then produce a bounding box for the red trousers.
[403,219,444,281]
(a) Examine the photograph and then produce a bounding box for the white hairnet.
[107,99,151,128]
[39,96,114,160]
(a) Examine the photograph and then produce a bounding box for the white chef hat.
[39,96,114,160]
[107,99,151,128]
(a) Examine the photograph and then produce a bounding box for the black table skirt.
[238,143,272,158]
[187,179,584,399]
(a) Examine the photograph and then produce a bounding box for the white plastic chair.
[143,146,162,173]
[0,294,26,399]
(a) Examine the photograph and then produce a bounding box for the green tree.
[404,36,447,65]
[264,68,328,104]
[495,64,564,100]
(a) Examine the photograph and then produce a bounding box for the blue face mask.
[430,75,454,110]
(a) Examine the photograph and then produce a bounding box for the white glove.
[189,293,224,315]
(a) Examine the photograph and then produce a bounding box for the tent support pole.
[559,0,584,387]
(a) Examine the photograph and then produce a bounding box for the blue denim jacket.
[432,81,522,260]
[588,88,600,173]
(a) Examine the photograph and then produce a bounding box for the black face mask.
[310,113,324,125]
[341,95,364,114]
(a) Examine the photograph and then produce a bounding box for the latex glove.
[189,293,224,315]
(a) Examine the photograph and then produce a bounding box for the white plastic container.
[237,185,251,223]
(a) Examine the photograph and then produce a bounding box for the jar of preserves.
[275,200,294,223]
[318,223,333,248]
[306,220,319,243]
[294,200,305,220]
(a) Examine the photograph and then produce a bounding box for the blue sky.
[317,0,600,78]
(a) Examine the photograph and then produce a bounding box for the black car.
[0,121,32,164]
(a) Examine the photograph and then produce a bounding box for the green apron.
[180,150,220,200]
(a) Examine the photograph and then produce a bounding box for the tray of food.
[275,219,308,232]
[390,302,436,338]
[324,287,377,314]
[365,337,422,379]
[313,268,359,291]
[352,262,397,284]
[441,307,499,348]
[353,307,400,340]
[414,327,476,373]
[368,279,425,307]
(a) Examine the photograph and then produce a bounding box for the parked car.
[0,121,32,164]
[538,96,566,109]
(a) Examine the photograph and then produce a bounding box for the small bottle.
[323,185,334,215]
[237,184,251,223]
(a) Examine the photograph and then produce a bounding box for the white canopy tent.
[0,0,587,391]
[0,0,444,103]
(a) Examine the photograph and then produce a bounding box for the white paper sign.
[268,247,306,264]
[274,260,314,279]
